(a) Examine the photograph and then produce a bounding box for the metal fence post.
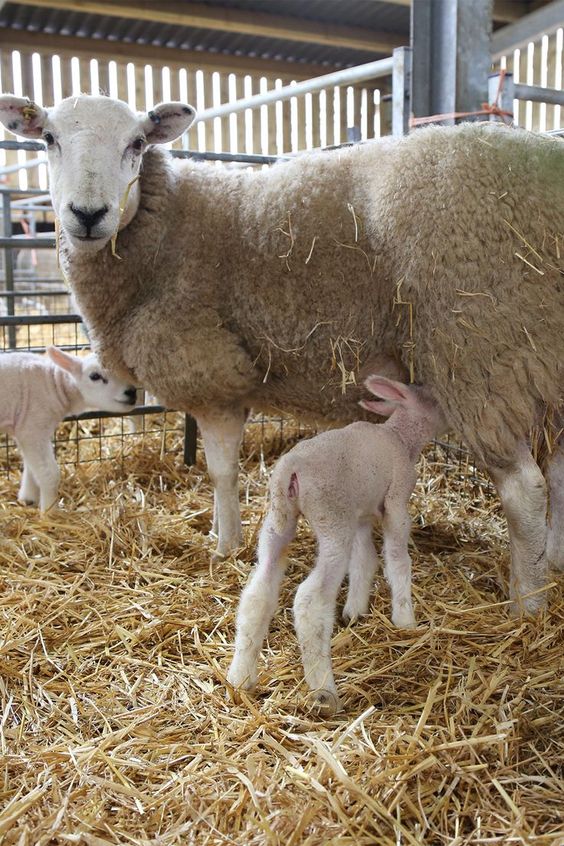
[392,46,412,137]
[2,191,16,349]
[488,71,514,120]
[183,414,198,466]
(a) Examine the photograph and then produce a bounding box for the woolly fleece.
[60,121,564,467]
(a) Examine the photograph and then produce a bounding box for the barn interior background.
[0,1,563,844]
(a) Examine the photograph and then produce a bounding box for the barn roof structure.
[0,0,558,78]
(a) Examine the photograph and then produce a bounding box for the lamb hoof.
[18,496,38,507]
[342,602,368,625]
[392,612,416,629]
[226,660,257,695]
[307,689,341,716]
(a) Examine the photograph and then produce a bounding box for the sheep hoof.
[546,541,564,572]
[307,689,341,716]
[212,537,242,561]
[509,593,547,618]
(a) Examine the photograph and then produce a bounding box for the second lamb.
[228,376,442,714]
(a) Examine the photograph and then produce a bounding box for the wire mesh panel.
[0,312,186,477]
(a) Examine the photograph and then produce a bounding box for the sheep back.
[61,123,564,463]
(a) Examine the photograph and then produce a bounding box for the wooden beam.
[492,1,530,22]
[0,28,339,80]
[492,0,564,56]
[383,0,531,23]
[10,0,404,53]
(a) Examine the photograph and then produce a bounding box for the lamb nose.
[124,387,137,402]
[69,203,108,230]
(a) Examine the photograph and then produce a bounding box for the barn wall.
[0,44,386,190]
[500,26,563,131]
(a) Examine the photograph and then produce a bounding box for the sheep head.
[0,94,195,253]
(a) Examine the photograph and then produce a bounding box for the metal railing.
[488,70,564,115]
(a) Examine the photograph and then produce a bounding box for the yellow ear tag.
[22,101,38,122]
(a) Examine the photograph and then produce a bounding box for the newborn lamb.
[228,376,441,714]
[0,347,136,511]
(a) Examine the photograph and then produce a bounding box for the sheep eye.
[89,372,102,382]
[131,137,145,152]
[43,131,55,147]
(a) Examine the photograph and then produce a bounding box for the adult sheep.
[1,94,562,616]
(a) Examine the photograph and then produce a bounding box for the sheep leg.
[382,505,416,629]
[342,521,379,623]
[18,462,40,506]
[196,409,246,557]
[15,435,59,512]
[293,532,352,714]
[228,510,297,692]
[546,442,564,572]
[487,442,548,614]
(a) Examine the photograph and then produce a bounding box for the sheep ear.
[142,102,196,144]
[359,398,397,418]
[364,375,411,404]
[47,346,82,376]
[0,95,48,139]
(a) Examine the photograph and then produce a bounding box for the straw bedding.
[0,417,562,845]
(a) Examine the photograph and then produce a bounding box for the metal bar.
[64,404,168,422]
[392,46,412,137]
[195,56,395,123]
[0,290,69,297]
[488,71,515,119]
[2,192,16,348]
[0,157,46,176]
[183,414,198,466]
[2,280,65,286]
[1,343,84,354]
[12,195,51,207]
[0,314,82,325]
[0,186,48,195]
[0,140,45,151]
[0,236,56,248]
[412,0,492,122]
[172,149,284,164]
[513,83,564,107]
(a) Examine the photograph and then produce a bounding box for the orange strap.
[410,68,513,128]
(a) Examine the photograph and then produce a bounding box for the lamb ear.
[47,346,82,377]
[142,101,196,144]
[0,95,48,139]
[364,375,412,404]
[359,398,397,418]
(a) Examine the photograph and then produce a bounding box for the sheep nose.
[69,203,108,233]
[124,387,137,403]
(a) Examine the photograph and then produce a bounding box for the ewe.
[0,347,136,511]
[0,93,562,614]
[228,376,441,713]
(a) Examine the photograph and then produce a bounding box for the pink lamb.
[0,347,136,511]
[228,376,442,714]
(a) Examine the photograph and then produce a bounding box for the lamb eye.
[43,131,55,146]
[89,372,102,382]
[131,137,145,151]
